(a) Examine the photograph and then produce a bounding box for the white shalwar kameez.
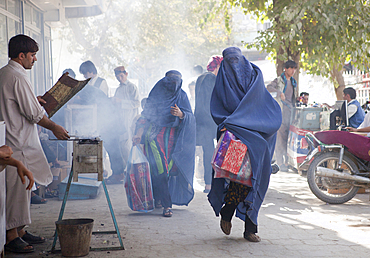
[0,60,52,230]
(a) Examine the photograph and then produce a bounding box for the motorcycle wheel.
[307,152,359,204]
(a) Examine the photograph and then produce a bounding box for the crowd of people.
[6,33,347,254]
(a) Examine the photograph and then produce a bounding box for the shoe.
[5,237,34,253]
[105,174,124,185]
[243,231,261,242]
[21,231,45,244]
[279,164,288,171]
[155,200,162,209]
[31,194,48,204]
[220,219,232,235]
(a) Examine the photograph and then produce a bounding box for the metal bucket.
[55,218,94,257]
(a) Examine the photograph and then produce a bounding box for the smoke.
[53,0,229,99]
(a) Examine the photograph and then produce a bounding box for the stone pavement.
[5,170,370,258]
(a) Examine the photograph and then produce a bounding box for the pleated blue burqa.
[208,47,282,225]
[141,70,196,205]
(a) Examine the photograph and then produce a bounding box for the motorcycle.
[300,130,370,204]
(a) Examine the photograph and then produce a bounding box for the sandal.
[21,231,45,244]
[31,194,48,204]
[5,237,34,253]
[163,208,173,217]
[243,231,261,242]
[220,219,232,235]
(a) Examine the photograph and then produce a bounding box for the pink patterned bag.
[211,130,252,186]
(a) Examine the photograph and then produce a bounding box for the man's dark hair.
[8,34,39,59]
[300,92,309,97]
[79,60,97,75]
[63,68,76,79]
[343,87,356,99]
[193,65,203,75]
[284,60,298,69]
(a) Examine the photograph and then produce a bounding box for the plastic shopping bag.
[124,145,154,212]
[211,130,252,186]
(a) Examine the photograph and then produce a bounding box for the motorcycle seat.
[315,130,370,162]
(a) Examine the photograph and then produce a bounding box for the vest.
[348,100,365,128]
[93,77,103,89]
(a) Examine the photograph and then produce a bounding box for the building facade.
[0,0,105,95]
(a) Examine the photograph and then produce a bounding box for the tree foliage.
[56,0,230,93]
[199,0,370,99]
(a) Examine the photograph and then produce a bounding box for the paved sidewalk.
[5,171,370,257]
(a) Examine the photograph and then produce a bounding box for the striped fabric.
[144,124,177,176]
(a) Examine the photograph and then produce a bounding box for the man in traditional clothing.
[0,34,69,253]
[0,145,34,189]
[113,66,140,135]
[79,60,109,96]
[109,66,140,183]
[194,55,223,193]
[266,60,298,171]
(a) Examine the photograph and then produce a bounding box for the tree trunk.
[330,67,345,100]
[291,52,300,93]
[276,47,285,76]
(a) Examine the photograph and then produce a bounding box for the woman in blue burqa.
[208,47,282,241]
[133,70,196,217]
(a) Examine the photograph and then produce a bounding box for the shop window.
[8,17,21,38]
[0,14,7,67]
[33,8,41,29]
[24,3,31,23]
[7,0,20,18]
[0,0,5,9]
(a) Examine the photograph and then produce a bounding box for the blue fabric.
[142,70,196,205]
[208,47,282,225]
[348,99,365,128]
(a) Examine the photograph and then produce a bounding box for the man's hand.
[170,104,184,119]
[52,124,70,140]
[37,96,46,105]
[0,145,13,160]
[38,115,70,140]
[280,92,286,102]
[346,127,357,132]
[15,161,34,190]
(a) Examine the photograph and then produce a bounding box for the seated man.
[343,87,365,128]
[296,92,309,107]
[326,87,365,130]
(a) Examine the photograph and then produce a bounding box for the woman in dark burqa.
[133,70,196,217]
[208,47,282,241]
